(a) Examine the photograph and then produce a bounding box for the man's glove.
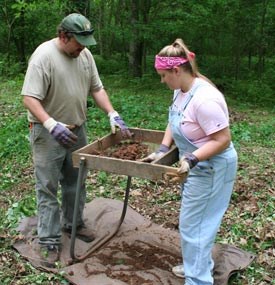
[43,118,78,148]
[108,111,132,138]
[141,144,170,162]
[177,152,199,180]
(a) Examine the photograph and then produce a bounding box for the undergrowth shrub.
[93,54,128,75]
[230,79,273,107]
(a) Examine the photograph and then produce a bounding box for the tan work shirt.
[21,38,103,126]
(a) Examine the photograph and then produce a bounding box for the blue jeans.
[30,123,88,245]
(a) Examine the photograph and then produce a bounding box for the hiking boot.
[39,244,60,268]
[172,264,185,278]
[62,225,95,243]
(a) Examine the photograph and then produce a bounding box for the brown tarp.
[14,198,255,285]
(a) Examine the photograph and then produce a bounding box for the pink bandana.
[154,53,195,70]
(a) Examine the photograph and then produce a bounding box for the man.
[21,13,131,266]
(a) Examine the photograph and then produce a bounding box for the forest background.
[1,0,275,95]
[0,0,274,284]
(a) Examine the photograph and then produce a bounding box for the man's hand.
[108,111,132,138]
[141,144,170,163]
[43,118,78,148]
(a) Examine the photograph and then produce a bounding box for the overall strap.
[181,81,209,111]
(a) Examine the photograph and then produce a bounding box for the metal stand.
[70,157,132,261]
[70,157,86,260]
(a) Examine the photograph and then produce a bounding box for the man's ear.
[59,32,69,43]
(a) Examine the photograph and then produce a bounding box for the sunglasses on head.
[67,29,94,36]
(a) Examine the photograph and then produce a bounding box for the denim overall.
[169,82,238,285]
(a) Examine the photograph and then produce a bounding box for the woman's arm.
[161,124,174,147]
[192,127,231,161]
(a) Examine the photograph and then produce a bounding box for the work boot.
[62,224,95,243]
[39,244,60,268]
[172,264,185,278]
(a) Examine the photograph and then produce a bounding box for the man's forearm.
[23,95,50,123]
[92,88,115,114]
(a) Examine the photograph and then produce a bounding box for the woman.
[144,39,238,285]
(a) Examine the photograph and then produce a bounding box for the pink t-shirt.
[172,78,229,147]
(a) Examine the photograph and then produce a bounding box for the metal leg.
[115,176,132,233]
[70,157,86,260]
[70,175,132,262]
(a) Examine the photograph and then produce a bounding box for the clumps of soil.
[85,240,181,284]
[91,141,149,160]
[99,241,179,271]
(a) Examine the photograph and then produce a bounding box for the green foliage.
[0,252,69,285]
[93,54,128,75]
[0,78,30,163]
[231,122,252,144]
[230,79,274,107]
[10,0,63,51]
[0,54,23,77]
[3,195,36,231]
[231,117,275,148]
[1,0,275,81]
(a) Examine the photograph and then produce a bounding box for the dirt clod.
[92,141,149,160]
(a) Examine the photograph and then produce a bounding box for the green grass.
[0,74,274,284]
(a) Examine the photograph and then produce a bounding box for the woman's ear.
[173,66,181,75]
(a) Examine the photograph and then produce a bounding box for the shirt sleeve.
[196,100,229,135]
[21,60,50,100]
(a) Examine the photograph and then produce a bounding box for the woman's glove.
[141,144,170,162]
[177,152,199,177]
[166,153,199,184]
[108,111,132,138]
[43,118,78,148]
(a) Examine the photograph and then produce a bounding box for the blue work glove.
[141,144,170,162]
[43,118,78,148]
[108,111,132,138]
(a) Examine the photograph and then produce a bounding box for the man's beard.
[68,48,83,58]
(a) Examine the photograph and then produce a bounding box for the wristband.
[158,144,170,153]
[43,118,57,133]
[183,152,199,169]
[108,110,119,118]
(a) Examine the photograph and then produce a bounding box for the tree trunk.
[1,1,15,60]
[257,0,268,76]
[140,0,151,73]
[129,0,142,77]
[66,0,90,16]
[97,1,105,56]
[12,11,26,70]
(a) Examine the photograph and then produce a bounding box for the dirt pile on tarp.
[13,198,255,285]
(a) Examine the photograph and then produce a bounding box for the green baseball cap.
[61,13,96,46]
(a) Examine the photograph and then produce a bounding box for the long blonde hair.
[158,38,214,86]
